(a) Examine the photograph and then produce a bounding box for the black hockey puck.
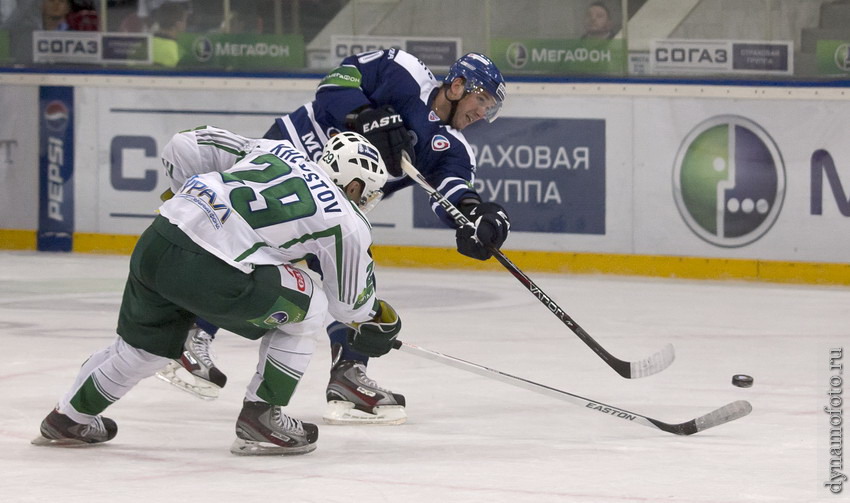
[732,374,754,388]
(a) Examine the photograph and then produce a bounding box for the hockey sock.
[246,329,316,406]
[195,317,220,337]
[60,338,170,420]
[327,321,369,365]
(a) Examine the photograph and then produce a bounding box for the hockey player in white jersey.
[32,132,401,455]
[156,125,407,424]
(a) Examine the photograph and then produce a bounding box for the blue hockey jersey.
[266,48,481,228]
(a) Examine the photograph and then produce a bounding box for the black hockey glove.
[348,105,414,177]
[455,202,511,261]
[347,300,401,357]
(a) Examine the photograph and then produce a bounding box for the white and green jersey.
[161,126,260,194]
[159,137,377,324]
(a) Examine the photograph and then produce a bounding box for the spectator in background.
[67,0,98,31]
[41,0,71,30]
[152,1,190,67]
[581,1,616,40]
[0,0,97,63]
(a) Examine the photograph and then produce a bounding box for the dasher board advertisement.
[650,39,793,75]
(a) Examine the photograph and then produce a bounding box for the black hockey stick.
[393,340,751,435]
[400,156,674,379]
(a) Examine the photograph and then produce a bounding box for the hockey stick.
[393,340,751,435]
[400,155,674,379]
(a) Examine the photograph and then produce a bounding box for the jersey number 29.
[222,154,317,229]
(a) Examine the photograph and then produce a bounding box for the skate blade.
[229,438,316,456]
[322,401,407,425]
[31,435,100,447]
[155,362,221,400]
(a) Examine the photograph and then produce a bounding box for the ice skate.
[230,401,318,456]
[156,326,227,400]
[31,408,117,447]
[323,352,407,425]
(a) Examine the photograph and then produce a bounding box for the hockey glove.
[456,202,511,261]
[347,300,402,357]
[348,105,414,177]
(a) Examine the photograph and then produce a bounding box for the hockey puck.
[732,374,754,388]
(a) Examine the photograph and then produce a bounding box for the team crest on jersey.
[428,111,440,122]
[431,135,450,151]
[264,311,289,326]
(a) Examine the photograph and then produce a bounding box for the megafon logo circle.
[834,43,850,72]
[193,37,214,62]
[505,42,528,69]
[44,101,69,132]
[673,115,785,248]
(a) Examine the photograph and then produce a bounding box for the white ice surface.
[0,250,847,502]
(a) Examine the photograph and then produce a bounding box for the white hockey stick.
[393,340,751,436]
[400,155,674,379]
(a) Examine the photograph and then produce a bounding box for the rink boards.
[1,72,849,284]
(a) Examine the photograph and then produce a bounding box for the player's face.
[452,90,498,130]
[344,180,365,205]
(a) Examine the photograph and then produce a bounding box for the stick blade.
[653,399,753,435]
[694,399,753,433]
[627,343,676,378]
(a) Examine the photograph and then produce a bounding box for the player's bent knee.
[276,268,328,339]
[116,338,172,374]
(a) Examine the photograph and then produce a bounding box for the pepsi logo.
[44,101,69,132]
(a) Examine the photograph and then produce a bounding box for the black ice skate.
[230,401,318,456]
[31,408,117,447]
[323,351,407,425]
[156,326,227,400]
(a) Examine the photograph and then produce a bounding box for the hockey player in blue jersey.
[160,50,510,425]
[266,50,507,232]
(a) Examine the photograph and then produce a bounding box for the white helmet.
[318,131,388,212]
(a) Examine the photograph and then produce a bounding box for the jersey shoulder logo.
[431,135,450,151]
[428,111,440,122]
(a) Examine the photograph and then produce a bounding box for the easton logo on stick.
[586,402,637,421]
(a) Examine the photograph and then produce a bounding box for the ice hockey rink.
[0,249,846,502]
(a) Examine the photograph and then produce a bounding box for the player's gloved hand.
[456,202,511,261]
[347,300,401,357]
[349,105,414,177]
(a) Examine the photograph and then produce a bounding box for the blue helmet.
[444,52,506,122]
